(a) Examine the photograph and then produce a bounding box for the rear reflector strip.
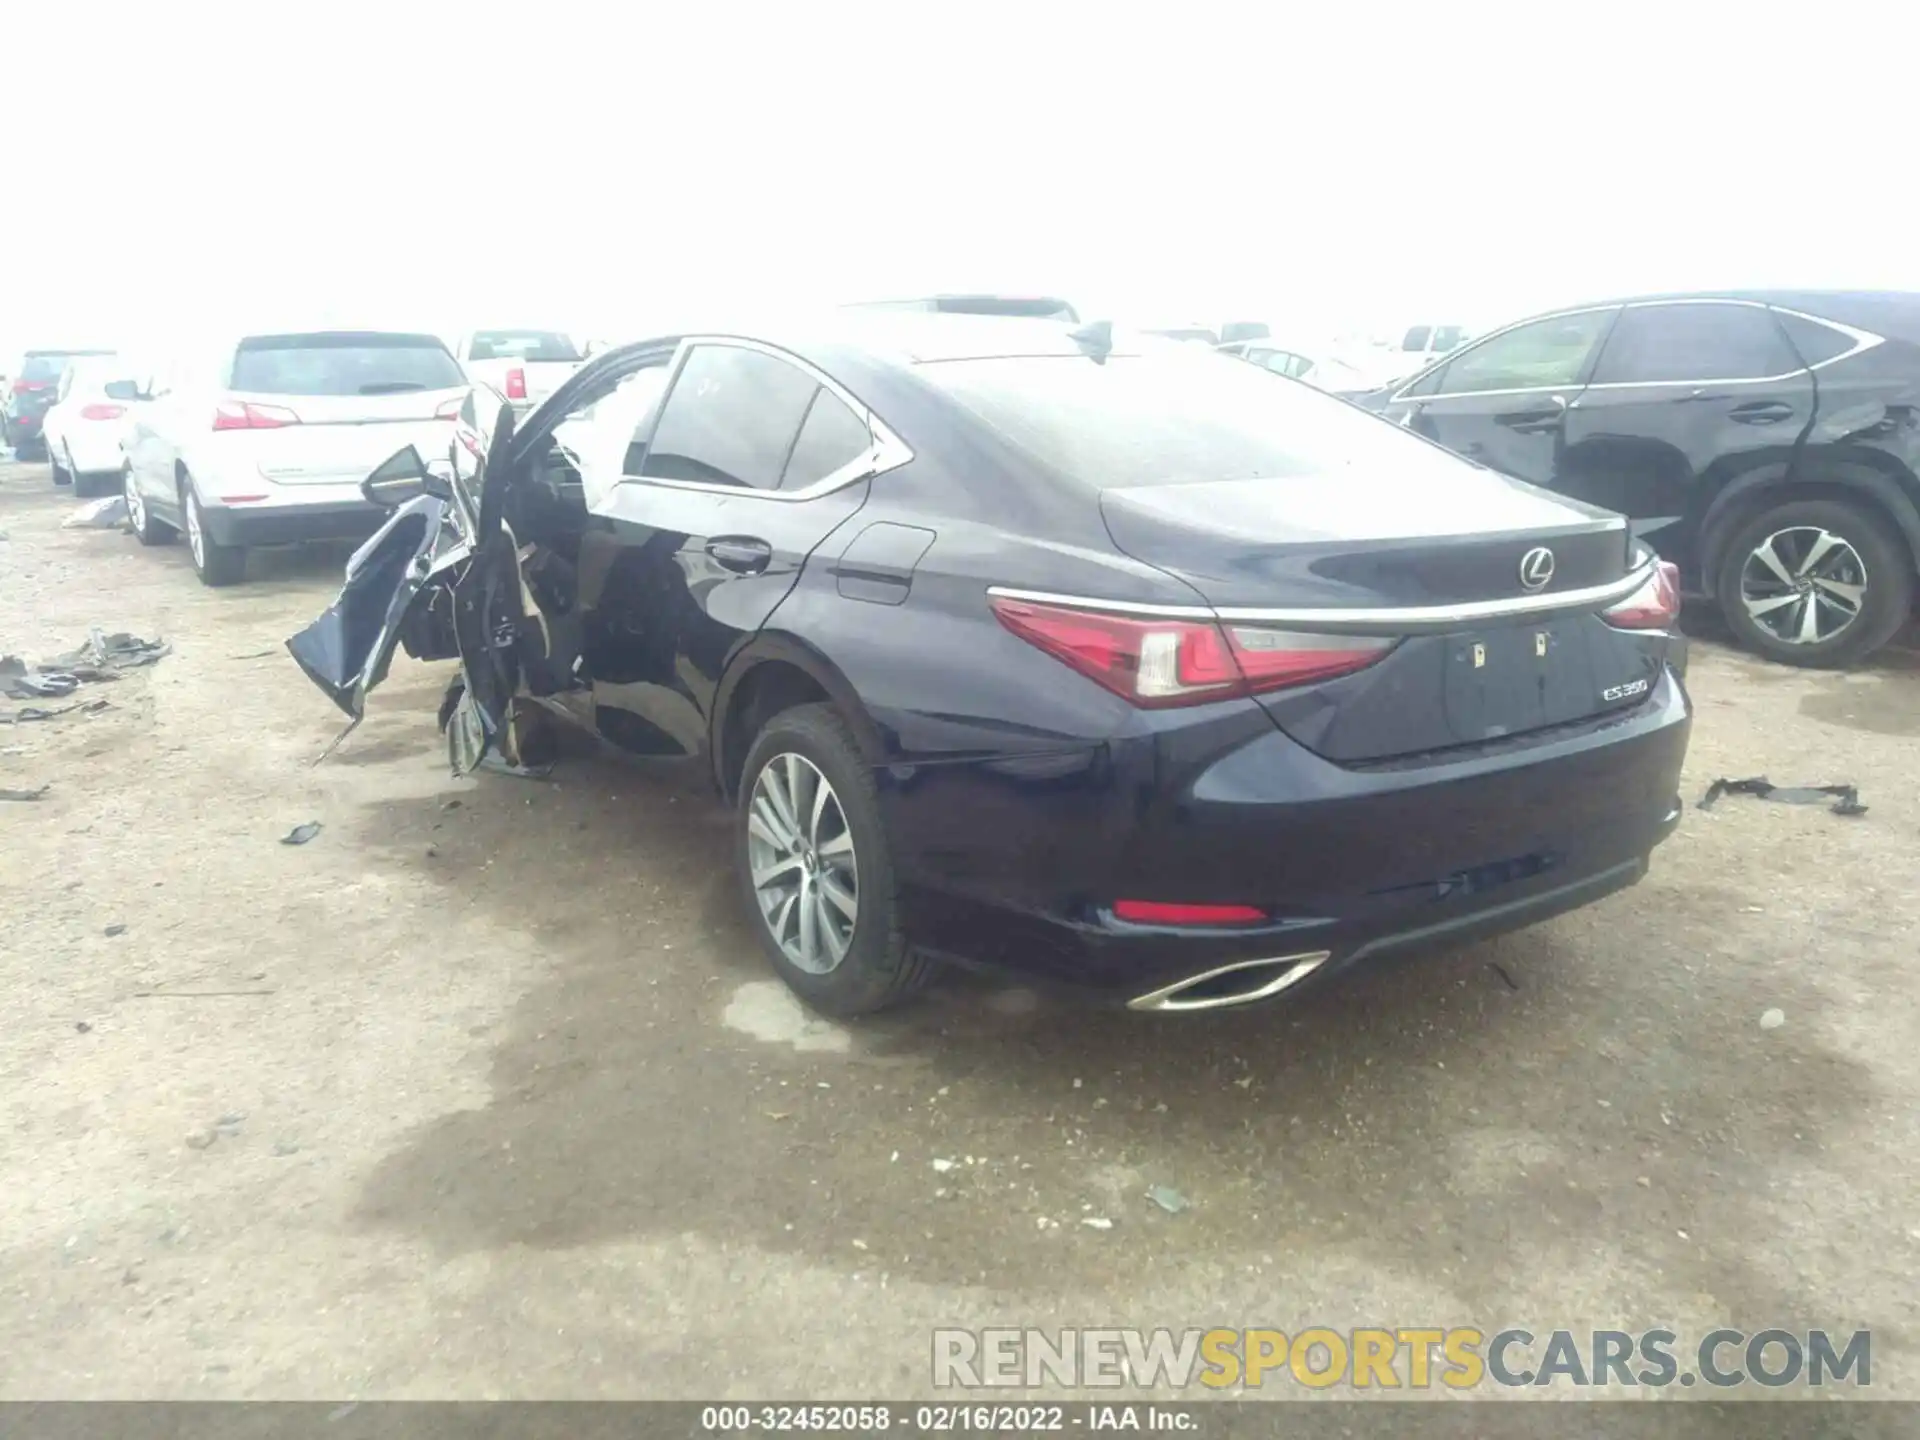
[1113,900,1269,926]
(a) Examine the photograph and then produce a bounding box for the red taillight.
[1113,900,1269,927]
[434,394,464,420]
[12,379,45,393]
[213,401,301,431]
[504,367,527,400]
[989,597,1394,708]
[80,403,126,421]
[1602,561,1681,630]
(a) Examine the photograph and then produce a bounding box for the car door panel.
[579,478,873,756]
[1559,302,1815,584]
[1380,308,1619,492]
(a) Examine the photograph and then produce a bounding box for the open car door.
[286,388,521,772]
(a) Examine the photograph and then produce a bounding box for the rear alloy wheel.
[183,484,246,586]
[125,466,172,546]
[1716,498,1913,668]
[736,703,931,1016]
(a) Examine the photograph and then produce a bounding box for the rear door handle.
[706,537,772,574]
[1729,400,1795,424]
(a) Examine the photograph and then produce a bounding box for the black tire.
[70,451,108,498]
[735,702,933,1016]
[183,483,246,586]
[125,466,173,546]
[1715,497,1914,668]
[49,450,72,487]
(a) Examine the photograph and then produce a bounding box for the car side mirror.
[103,380,141,402]
[362,445,453,508]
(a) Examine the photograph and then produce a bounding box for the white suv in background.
[121,330,470,586]
[41,354,138,496]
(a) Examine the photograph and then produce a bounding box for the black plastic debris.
[1,629,167,704]
[280,821,323,846]
[0,698,110,725]
[1699,776,1867,817]
[104,924,127,937]
[0,784,50,802]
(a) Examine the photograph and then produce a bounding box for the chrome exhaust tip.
[1127,951,1333,1013]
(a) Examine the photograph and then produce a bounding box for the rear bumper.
[64,430,125,476]
[198,498,387,548]
[883,668,1692,1007]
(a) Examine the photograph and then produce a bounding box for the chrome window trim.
[1390,300,1885,406]
[988,558,1658,635]
[608,335,913,504]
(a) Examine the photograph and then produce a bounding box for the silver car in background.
[120,331,470,585]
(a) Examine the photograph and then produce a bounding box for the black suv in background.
[5,349,113,459]
[1358,292,1920,667]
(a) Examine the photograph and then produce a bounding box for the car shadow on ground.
[332,714,1882,1332]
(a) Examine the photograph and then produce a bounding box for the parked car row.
[7,328,586,586]
[286,313,1693,1017]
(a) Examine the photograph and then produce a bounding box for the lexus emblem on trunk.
[1519,547,1556,591]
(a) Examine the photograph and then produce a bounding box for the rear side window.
[926,349,1475,490]
[1774,311,1855,367]
[468,330,581,362]
[780,389,871,490]
[1591,304,1800,384]
[231,334,465,396]
[640,345,818,490]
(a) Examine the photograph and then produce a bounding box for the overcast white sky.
[9,1,1918,359]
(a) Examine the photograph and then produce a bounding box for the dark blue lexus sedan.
[289,315,1691,1016]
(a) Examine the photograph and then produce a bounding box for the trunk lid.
[223,331,470,485]
[1099,472,1668,762]
[225,388,465,485]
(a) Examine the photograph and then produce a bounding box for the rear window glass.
[21,353,107,380]
[468,330,581,362]
[933,297,1079,322]
[926,350,1472,489]
[231,334,465,396]
[1775,312,1854,366]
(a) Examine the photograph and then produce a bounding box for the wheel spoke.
[1752,537,1797,588]
[1793,529,1842,579]
[1811,576,1864,610]
[817,827,854,860]
[782,754,813,837]
[820,903,851,965]
[796,880,819,967]
[771,891,800,946]
[748,796,797,853]
[809,772,833,847]
[819,872,858,923]
[1796,593,1823,644]
[759,768,800,841]
[1743,591,1799,619]
[752,854,804,889]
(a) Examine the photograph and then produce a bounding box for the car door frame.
[1379,305,1622,489]
[466,334,911,762]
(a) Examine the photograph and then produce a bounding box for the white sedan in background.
[1216,340,1375,395]
[42,355,137,496]
[451,329,585,416]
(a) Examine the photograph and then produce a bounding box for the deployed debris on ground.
[0,628,168,705]
[61,496,129,530]
[1698,776,1867,817]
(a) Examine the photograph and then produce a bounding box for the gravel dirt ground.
[1,455,1917,1402]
